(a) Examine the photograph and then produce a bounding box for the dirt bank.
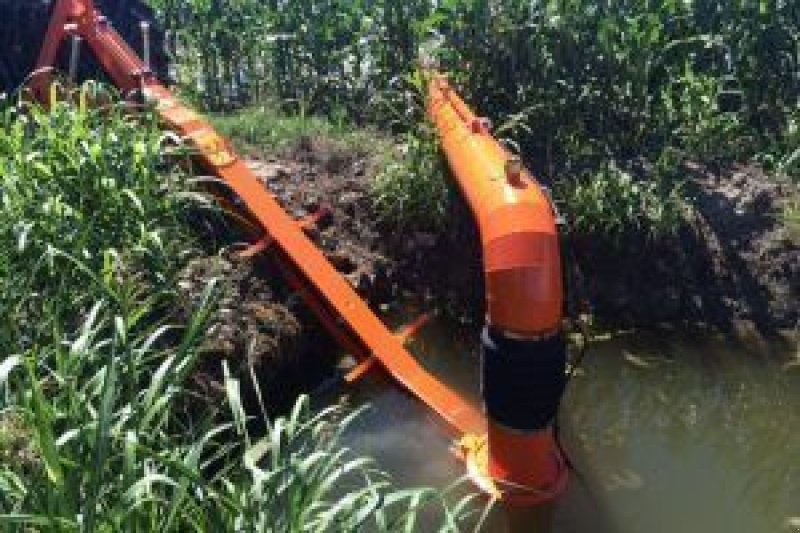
[174,135,483,409]
[573,164,798,336]
[242,136,485,318]
[249,140,798,338]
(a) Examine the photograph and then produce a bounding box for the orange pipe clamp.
[428,75,568,506]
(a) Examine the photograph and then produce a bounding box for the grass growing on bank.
[371,125,451,231]
[783,197,800,244]
[210,105,385,157]
[558,160,688,243]
[210,103,453,232]
[0,89,482,531]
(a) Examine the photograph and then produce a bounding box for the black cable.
[553,216,593,477]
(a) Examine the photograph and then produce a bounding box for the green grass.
[209,105,385,157]
[0,88,485,531]
[370,125,451,232]
[209,102,453,231]
[782,196,800,245]
[557,160,688,244]
[0,83,196,352]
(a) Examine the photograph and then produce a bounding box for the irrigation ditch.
[1,1,799,529]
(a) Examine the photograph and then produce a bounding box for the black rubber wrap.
[481,326,567,432]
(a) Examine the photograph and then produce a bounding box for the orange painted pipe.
[428,74,567,506]
[427,76,562,337]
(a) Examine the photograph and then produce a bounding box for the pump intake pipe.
[427,74,568,506]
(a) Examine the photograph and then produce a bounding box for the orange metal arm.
[428,76,563,337]
[30,1,485,440]
[145,87,487,440]
[31,0,151,101]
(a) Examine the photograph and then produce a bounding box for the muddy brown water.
[337,319,800,532]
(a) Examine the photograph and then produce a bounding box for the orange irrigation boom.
[25,0,569,508]
[428,74,568,505]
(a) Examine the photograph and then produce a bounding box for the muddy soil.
[174,252,339,411]
[573,164,799,337]
[243,136,486,315]
[178,136,797,408]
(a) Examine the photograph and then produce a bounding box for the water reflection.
[338,322,799,532]
[563,332,800,533]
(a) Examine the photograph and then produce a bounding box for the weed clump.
[559,162,688,244]
[371,127,451,231]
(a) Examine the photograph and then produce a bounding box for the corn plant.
[559,161,687,245]
[149,0,800,159]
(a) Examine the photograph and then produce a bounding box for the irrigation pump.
[11,0,569,513]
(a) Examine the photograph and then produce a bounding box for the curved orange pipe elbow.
[427,76,563,337]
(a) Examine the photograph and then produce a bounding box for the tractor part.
[428,75,568,506]
[28,0,487,467]
[0,0,168,96]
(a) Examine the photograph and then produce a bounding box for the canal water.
[340,319,800,532]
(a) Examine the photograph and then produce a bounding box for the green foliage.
[368,70,451,230]
[764,108,800,179]
[559,161,688,244]
[209,105,382,156]
[147,0,276,109]
[657,68,748,165]
[151,1,796,157]
[146,0,800,240]
[1,316,478,531]
[782,196,800,244]
[0,83,196,352]
[371,126,451,231]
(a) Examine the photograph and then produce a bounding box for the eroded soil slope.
[574,164,798,335]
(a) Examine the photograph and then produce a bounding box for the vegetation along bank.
[150,0,798,338]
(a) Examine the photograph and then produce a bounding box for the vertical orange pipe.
[428,75,567,506]
[428,77,562,336]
